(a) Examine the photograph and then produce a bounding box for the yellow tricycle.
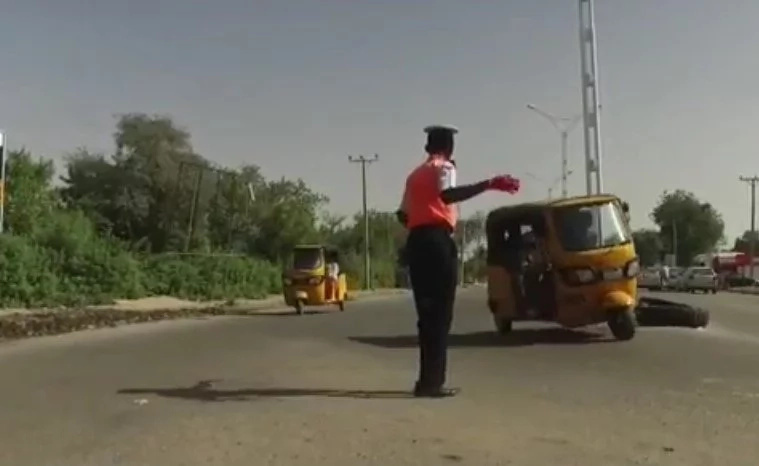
[485,194,640,340]
[282,245,348,315]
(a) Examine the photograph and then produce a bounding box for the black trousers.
[406,225,458,389]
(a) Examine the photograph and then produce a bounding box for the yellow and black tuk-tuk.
[485,194,639,340]
[282,244,348,315]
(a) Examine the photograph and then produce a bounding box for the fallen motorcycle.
[635,296,710,328]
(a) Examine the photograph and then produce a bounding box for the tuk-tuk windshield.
[553,201,631,252]
[293,248,323,269]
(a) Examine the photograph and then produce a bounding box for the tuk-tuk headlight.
[283,277,293,285]
[308,277,321,285]
[625,259,640,278]
[562,267,597,286]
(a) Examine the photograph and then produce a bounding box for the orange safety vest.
[401,155,457,230]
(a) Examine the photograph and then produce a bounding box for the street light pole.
[526,104,581,199]
[739,175,758,279]
[349,154,379,290]
[578,0,604,195]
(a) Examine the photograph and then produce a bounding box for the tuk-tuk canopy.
[485,194,624,264]
[292,244,340,270]
[485,194,621,236]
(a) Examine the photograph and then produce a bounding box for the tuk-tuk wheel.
[338,300,345,311]
[295,301,304,315]
[608,310,636,341]
[494,316,513,335]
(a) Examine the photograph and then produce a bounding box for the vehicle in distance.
[638,267,664,290]
[674,266,719,294]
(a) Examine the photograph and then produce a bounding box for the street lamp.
[526,104,581,199]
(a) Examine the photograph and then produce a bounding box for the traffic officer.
[396,125,521,398]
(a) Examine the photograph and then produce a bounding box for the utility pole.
[740,175,759,278]
[672,220,678,267]
[526,105,581,198]
[349,154,379,290]
[184,163,204,252]
[176,159,241,252]
[578,0,604,195]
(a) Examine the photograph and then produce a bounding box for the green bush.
[141,253,281,301]
[0,235,59,307]
[37,211,144,305]
[339,250,398,290]
[0,210,282,308]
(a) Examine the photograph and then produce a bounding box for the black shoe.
[413,383,459,398]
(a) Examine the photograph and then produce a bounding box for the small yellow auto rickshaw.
[282,244,348,315]
[485,194,640,340]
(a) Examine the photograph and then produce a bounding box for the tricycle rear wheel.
[608,310,636,341]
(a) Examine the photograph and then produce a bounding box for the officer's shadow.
[118,380,413,402]
[350,327,614,348]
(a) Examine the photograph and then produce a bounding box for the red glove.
[488,175,520,194]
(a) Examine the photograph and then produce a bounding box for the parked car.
[638,267,664,290]
[665,267,684,289]
[674,266,719,294]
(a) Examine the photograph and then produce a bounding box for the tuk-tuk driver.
[326,255,340,301]
[561,208,597,250]
[395,124,521,398]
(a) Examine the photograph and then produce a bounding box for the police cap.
[423,125,459,136]
[423,125,458,154]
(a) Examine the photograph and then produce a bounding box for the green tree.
[247,177,328,263]
[317,212,348,240]
[316,210,408,288]
[632,229,663,266]
[650,190,724,265]
[733,230,759,254]
[60,148,145,241]
[455,211,486,255]
[61,114,209,252]
[205,164,265,253]
[4,149,58,235]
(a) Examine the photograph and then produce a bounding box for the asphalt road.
[1,288,758,466]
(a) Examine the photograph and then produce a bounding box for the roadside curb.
[0,289,410,341]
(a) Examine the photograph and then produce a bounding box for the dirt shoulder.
[0,289,407,341]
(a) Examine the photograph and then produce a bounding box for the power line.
[348,154,379,290]
[739,175,759,279]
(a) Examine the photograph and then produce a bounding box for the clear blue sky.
[2,0,758,242]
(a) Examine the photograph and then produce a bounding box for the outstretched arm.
[436,161,491,205]
[440,181,490,205]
